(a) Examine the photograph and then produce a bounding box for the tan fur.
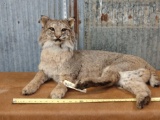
[22,16,160,109]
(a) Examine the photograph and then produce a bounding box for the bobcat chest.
[38,48,72,81]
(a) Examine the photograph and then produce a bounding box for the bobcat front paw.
[50,89,67,99]
[22,85,38,95]
[136,96,151,109]
[50,93,63,99]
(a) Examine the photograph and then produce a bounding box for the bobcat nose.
[55,35,61,39]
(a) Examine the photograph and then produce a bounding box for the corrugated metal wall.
[83,0,160,69]
[0,0,160,71]
[0,0,74,71]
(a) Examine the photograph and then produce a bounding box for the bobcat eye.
[61,28,67,32]
[49,27,55,31]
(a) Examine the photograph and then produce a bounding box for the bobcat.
[22,15,160,109]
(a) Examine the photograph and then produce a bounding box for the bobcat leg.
[132,69,160,87]
[120,80,151,109]
[76,68,120,89]
[50,82,68,99]
[22,70,48,95]
[150,71,160,87]
[118,70,151,109]
[50,75,74,99]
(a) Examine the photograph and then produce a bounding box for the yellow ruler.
[12,97,160,104]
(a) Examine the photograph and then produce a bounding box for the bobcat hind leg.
[149,71,160,87]
[119,80,151,109]
[118,69,151,109]
[76,67,120,89]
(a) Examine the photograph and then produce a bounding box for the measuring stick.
[12,97,160,104]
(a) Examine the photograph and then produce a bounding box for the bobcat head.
[38,15,75,51]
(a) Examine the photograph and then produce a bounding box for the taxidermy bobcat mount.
[22,15,160,109]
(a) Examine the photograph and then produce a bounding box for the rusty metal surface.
[83,0,160,69]
[74,0,79,34]
[85,0,160,27]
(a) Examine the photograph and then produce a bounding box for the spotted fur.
[22,16,160,109]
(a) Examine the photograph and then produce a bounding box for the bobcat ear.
[38,15,50,27]
[68,18,75,28]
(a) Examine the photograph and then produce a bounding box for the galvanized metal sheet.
[83,0,160,69]
[0,0,160,71]
[0,0,71,71]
